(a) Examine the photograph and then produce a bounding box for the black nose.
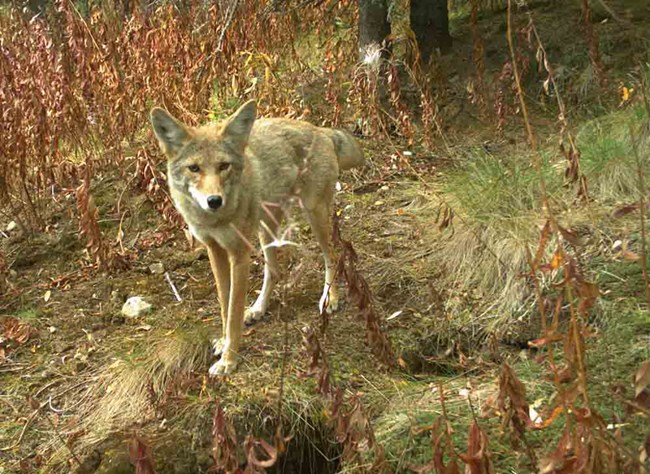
[207,195,223,209]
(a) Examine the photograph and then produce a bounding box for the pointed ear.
[222,100,257,152]
[150,107,191,156]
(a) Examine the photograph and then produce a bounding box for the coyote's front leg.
[209,249,250,376]
[206,241,230,357]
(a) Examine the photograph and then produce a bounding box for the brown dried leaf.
[622,250,641,262]
[244,436,277,471]
[533,220,552,269]
[211,402,239,473]
[635,360,650,398]
[458,421,492,473]
[532,405,564,430]
[128,435,156,474]
[558,225,582,247]
[528,331,563,348]
[2,317,34,347]
[612,203,640,218]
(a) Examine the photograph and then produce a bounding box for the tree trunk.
[410,0,452,64]
[358,0,391,61]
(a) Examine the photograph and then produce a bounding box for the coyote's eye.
[188,164,200,172]
[219,162,231,172]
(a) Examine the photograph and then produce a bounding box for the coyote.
[150,100,364,375]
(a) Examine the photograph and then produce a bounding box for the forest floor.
[2,0,650,473]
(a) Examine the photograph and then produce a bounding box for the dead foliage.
[211,403,241,473]
[579,0,607,89]
[299,324,390,471]
[469,0,488,114]
[0,316,36,360]
[333,214,395,369]
[128,435,156,474]
[410,386,493,474]
[75,163,110,269]
[0,0,359,262]
[210,401,279,474]
[298,325,332,398]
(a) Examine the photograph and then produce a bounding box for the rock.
[121,296,153,318]
[6,221,17,232]
[149,262,165,274]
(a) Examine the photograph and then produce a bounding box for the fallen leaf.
[635,361,650,398]
[623,250,640,262]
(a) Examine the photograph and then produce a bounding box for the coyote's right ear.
[150,108,190,156]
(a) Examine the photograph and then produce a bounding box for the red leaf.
[128,435,156,474]
[458,421,492,473]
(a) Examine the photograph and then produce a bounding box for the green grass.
[578,104,650,203]
[414,149,565,333]
[14,308,40,321]
[445,149,561,230]
[373,297,649,473]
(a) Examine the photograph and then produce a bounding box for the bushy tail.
[325,128,365,171]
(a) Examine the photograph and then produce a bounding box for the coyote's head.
[150,100,257,214]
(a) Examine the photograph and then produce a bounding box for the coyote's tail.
[325,128,365,171]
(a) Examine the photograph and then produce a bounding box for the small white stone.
[121,297,153,318]
[6,221,17,232]
[149,263,165,274]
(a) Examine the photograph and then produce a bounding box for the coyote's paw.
[319,290,339,315]
[208,352,239,376]
[212,337,226,357]
[244,306,265,326]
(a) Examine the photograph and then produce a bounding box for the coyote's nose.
[207,195,223,210]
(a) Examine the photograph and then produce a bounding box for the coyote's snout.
[150,100,364,375]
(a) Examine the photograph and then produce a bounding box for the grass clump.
[421,149,564,333]
[578,104,650,203]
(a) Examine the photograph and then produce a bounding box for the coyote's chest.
[189,222,251,251]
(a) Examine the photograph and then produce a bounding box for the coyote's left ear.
[150,107,191,156]
[223,100,257,152]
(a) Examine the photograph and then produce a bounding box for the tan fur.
[150,100,364,375]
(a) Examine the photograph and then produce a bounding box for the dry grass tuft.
[42,325,211,470]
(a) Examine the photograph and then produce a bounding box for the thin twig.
[164,271,182,302]
[216,0,239,52]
